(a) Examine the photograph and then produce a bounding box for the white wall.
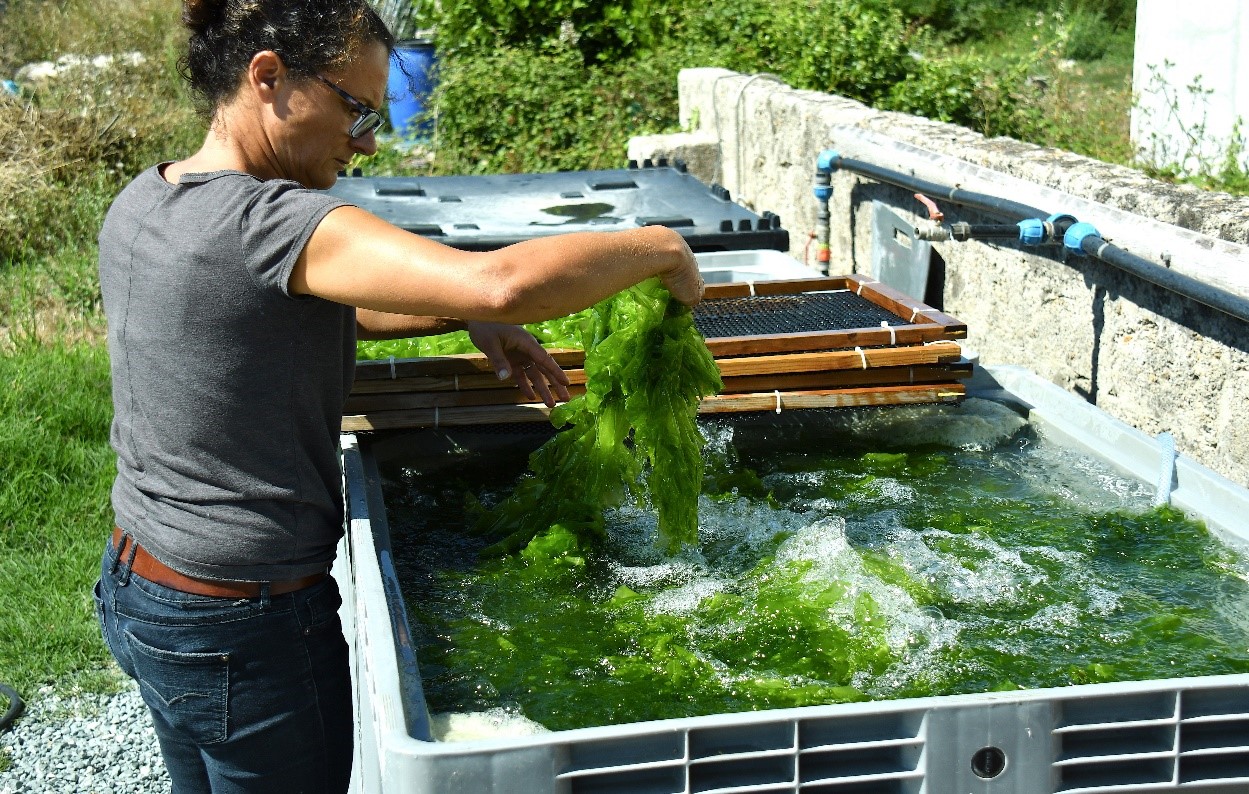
[1132,0,1249,174]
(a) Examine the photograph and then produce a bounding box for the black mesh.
[693,292,907,338]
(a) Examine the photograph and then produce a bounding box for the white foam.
[430,708,550,742]
[649,578,730,615]
[800,398,1028,451]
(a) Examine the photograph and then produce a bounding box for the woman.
[91,1,703,791]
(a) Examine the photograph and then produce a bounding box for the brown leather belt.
[111,527,327,598]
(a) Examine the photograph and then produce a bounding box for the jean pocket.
[300,576,344,636]
[124,629,230,745]
[93,579,122,663]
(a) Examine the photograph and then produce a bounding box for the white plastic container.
[338,365,1249,793]
[694,249,818,284]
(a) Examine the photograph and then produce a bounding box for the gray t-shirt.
[99,165,354,581]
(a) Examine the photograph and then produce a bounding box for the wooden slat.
[844,274,968,336]
[354,348,585,380]
[702,275,965,341]
[698,384,965,413]
[714,341,961,377]
[343,363,974,413]
[341,382,966,431]
[702,323,954,357]
[350,369,588,395]
[353,276,968,383]
[715,362,970,393]
[702,276,851,298]
[351,342,964,398]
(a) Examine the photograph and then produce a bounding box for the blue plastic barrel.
[387,39,437,139]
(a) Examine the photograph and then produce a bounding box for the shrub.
[884,49,1041,137]
[773,0,913,105]
[437,0,668,63]
[431,42,680,174]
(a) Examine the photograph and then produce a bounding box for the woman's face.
[278,39,390,189]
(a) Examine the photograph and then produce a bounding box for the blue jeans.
[94,536,353,794]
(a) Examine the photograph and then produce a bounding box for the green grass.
[0,341,119,699]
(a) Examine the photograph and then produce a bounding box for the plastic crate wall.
[339,365,1249,794]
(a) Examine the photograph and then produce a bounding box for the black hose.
[830,154,1249,325]
[837,156,1049,221]
[1080,236,1249,324]
[0,683,23,732]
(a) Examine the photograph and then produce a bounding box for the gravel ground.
[0,680,168,794]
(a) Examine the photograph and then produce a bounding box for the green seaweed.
[384,412,1249,732]
[473,278,723,554]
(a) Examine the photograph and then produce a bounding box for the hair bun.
[182,0,226,32]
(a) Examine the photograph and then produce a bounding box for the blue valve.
[1064,222,1101,254]
[1017,218,1046,246]
[817,150,840,173]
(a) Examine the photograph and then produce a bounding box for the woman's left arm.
[355,310,570,406]
[355,308,464,340]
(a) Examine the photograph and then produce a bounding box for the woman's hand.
[658,234,704,306]
[467,321,571,408]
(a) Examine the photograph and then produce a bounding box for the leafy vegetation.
[470,279,722,555]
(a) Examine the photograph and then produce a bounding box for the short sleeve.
[239,179,351,297]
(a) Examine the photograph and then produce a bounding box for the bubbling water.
[387,399,1249,739]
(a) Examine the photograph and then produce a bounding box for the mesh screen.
[693,291,906,338]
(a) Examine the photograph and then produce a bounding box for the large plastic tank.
[337,364,1249,794]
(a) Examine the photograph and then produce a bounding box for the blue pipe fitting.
[814,150,838,201]
[1064,222,1101,255]
[1017,219,1046,246]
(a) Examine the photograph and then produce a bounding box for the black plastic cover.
[324,162,789,252]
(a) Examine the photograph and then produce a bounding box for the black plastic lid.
[324,163,790,253]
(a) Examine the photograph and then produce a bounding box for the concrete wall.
[629,68,1249,488]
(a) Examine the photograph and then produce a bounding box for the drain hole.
[971,746,1007,779]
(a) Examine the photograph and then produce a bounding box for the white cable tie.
[388,356,396,380]
[909,367,915,384]
[909,307,922,323]
[855,346,868,369]
[774,389,782,414]
[433,405,440,429]
[453,374,460,392]
[748,280,756,297]
[880,321,896,346]
[855,279,878,296]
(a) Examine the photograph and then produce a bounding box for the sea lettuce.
[474,278,723,555]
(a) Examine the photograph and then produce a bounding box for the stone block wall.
[629,68,1249,488]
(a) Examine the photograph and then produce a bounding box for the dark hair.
[178,0,394,117]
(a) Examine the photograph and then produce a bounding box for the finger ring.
[522,363,535,370]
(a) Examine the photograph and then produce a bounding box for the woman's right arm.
[290,206,704,321]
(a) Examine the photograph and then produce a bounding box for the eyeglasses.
[316,75,384,139]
